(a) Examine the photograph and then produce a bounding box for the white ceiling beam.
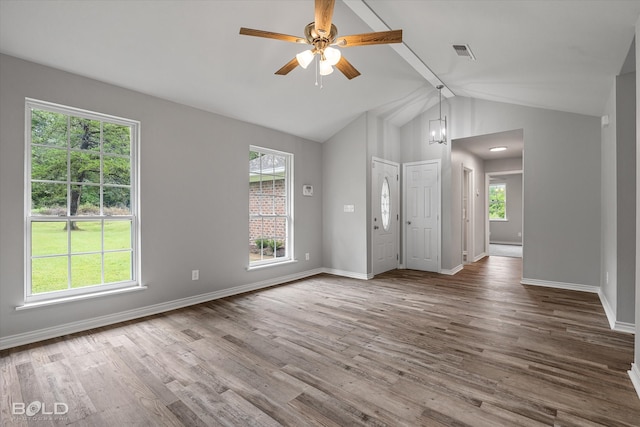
[343,0,455,98]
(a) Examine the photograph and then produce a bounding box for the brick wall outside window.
[249,178,286,250]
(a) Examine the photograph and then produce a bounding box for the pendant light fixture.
[429,85,447,145]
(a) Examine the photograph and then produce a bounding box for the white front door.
[404,160,440,272]
[372,158,399,276]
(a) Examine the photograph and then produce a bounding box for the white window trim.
[248,145,294,270]
[489,182,508,221]
[23,98,142,306]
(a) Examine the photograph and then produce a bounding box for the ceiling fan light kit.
[239,0,402,83]
[323,46,341,66]
[296,49,315,69]
[319,59,334,76]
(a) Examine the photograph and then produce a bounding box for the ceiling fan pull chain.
[315,56,319,87]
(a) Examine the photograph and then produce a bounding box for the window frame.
[488,182,508,221]
[24,98,141,304]
[248,145,294,269]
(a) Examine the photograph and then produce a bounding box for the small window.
[26,99,139,303]
[249,146,293,267]
[489,182,507,220]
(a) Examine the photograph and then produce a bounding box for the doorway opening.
[452,128,524,267]
[486,170,523,258]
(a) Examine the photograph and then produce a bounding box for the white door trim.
[403,159,441,273]
[462,166,474,265]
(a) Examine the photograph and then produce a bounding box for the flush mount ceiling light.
[490,146,507,152]
[429,85,448,145]
[239,0,402,84]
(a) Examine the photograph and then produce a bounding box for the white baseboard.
[0,268,325,350]
[441,264,463,275]
[474,252,487,262]
[322,268,372,280]
[629,363,640,400]
[520,277,599,294]
[489,241,522,246]
[599,290,617,329]
[615,322,636,334]
[597,289,636,333]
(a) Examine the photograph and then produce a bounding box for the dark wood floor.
[2,256,639,426]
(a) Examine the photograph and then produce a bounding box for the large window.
[489,182,507,220]
[25,99,139,303]
[249,146,293,267]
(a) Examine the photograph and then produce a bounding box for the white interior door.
[372,158,399,276]
[404,160,440,272]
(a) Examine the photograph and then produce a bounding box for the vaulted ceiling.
[1,1,638,142]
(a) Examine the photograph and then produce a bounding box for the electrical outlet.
[305,253,310,261]
[192,270,199,280]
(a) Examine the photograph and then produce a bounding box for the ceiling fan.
[239,0,402,79]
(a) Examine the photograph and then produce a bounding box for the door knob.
[374,225,379,230]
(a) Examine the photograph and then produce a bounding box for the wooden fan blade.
[275,57,300,76]
[335,56,361,80]
[336,30,402,47]
[239,27,306,44]
[314,0,335,36]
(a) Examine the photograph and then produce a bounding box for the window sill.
[490,218,509,222]
[17,285,147,311]
[247,259,298,271]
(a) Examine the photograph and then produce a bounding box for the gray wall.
[322,114,368,277]
[321,110,405,278]
[485,157,523,173]
[636,17,640,368]
[617,71,637,325]
[450,97,601,287]
[0,54,323,340]
[601,41,637,329]
[489,174,523,245]
[602,76,618,320]
[401,96,601,287]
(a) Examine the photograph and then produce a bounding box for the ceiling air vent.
[453,44,476,61]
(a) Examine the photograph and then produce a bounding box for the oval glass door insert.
[381,177,390,231]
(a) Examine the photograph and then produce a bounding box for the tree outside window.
[489,183,507,220]
[26,99,139,302]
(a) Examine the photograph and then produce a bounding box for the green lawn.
[31,220,132,294]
